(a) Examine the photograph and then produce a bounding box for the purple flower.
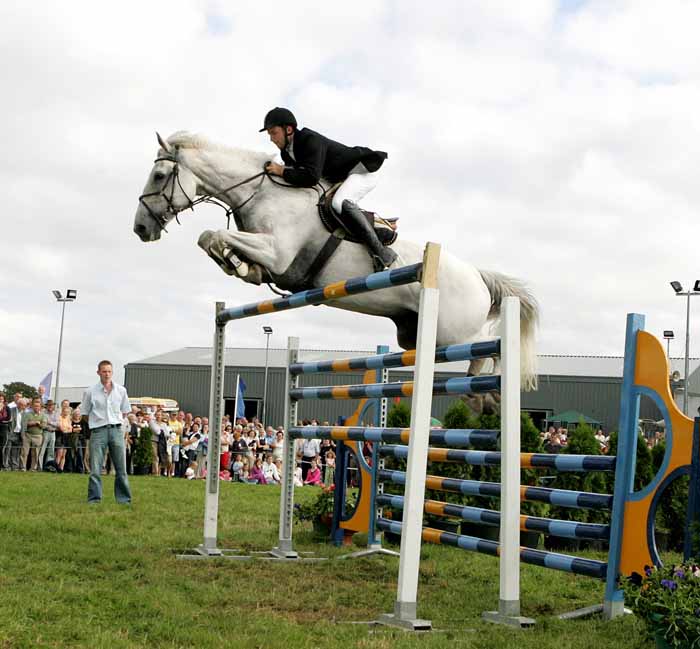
[674,568,685,579]
[661,579,677,591]
[645,567,653,577]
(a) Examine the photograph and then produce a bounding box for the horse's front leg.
[198,229,277,285]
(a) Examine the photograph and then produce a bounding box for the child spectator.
[324,450,335,486]
[231,454,243,481]
[250,457,267,484]
[304,459,322,486]
[293,461,303,487]
[240,458,252,483]
[273,458,283,483]
[262,454,280,484]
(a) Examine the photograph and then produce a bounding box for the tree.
[2,382,38,400]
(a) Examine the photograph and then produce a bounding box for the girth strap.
[270,231,345,292]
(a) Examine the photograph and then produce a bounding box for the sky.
[2,0,700,390]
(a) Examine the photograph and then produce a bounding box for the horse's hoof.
[197,230,215,250]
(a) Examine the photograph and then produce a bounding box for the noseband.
[138,153,269,234]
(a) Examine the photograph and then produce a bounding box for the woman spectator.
[56,402,72,472]
[181,421,202,470]
[68,409,85,473]
[245,426,258,463]
[0,393,11,470]
[168,411,183,477]
[149,411,169,476]
[220,424,232,471]
[271,430,285,461]
[257,427,270,455]
[249,457,267,484]
[304,459,322,486]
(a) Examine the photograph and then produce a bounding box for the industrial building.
[124,347,700,432]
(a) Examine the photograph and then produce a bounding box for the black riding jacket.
[281,127,387,187]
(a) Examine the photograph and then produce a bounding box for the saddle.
[318,184,398,246]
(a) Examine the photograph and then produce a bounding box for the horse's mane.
[167,131,269,166]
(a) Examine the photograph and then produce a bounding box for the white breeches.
[331,163,382,213]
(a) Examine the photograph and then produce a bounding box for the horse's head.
[133,133,199,242]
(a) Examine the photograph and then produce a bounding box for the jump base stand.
[376,602,432,632]
[483,600,535,628]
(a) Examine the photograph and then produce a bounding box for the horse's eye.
[154,172,165,182]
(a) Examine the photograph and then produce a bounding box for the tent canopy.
[544,410,602,428]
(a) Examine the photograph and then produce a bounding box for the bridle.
[138,152,272,233]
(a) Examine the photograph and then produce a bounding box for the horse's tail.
[479,270,539,391]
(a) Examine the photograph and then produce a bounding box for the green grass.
[0,473,652,648]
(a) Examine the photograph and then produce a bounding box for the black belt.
[93,424,122,430]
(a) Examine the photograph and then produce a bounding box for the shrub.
[132,426,154,471]
[387,402,410,428]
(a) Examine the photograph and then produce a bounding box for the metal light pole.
[261,326,273,424]
[670,281,700,415]
[52,290,78,404]
[663,330,674,359]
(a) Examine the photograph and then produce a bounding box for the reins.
[137,151,327,298]
[138,153,325,232]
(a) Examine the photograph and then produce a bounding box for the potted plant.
[626,561,700,648]
[294,485,356,538]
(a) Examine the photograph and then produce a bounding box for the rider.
[261,107,397,272]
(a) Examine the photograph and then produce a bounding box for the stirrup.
[371,253,394,273]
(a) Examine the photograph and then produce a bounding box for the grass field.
[0,473,652,649]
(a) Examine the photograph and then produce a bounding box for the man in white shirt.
[80,360,132,504]
[301,437,320,481]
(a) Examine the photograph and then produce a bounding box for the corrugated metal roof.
[126,347,700,379]
[127,347,374,368]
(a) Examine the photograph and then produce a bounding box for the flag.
[39,371,52,403]
[236,377,247,419]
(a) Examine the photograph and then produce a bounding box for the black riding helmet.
[259,107,297,132]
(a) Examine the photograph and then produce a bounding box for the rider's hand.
[265,162,285,177]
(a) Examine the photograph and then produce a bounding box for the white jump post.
[200,301,226,556]
[483,296,533,627]
[377,242,440,631]
[271,336,301,559]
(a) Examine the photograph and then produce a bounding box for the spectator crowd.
[0,390,337,488]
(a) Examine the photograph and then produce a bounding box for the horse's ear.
[156,132,171,154]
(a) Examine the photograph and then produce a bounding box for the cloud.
[2,0,700,394]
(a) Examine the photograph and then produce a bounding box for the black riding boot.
[341,199,398,272]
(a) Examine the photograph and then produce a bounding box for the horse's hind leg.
[390,312,418,351]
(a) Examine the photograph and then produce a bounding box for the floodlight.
[263,326,273,334]
[670,281,683,293]
[694,280,700,292]
[52,290,62,300]
[66,289,78,300]
[663,331,674,339]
